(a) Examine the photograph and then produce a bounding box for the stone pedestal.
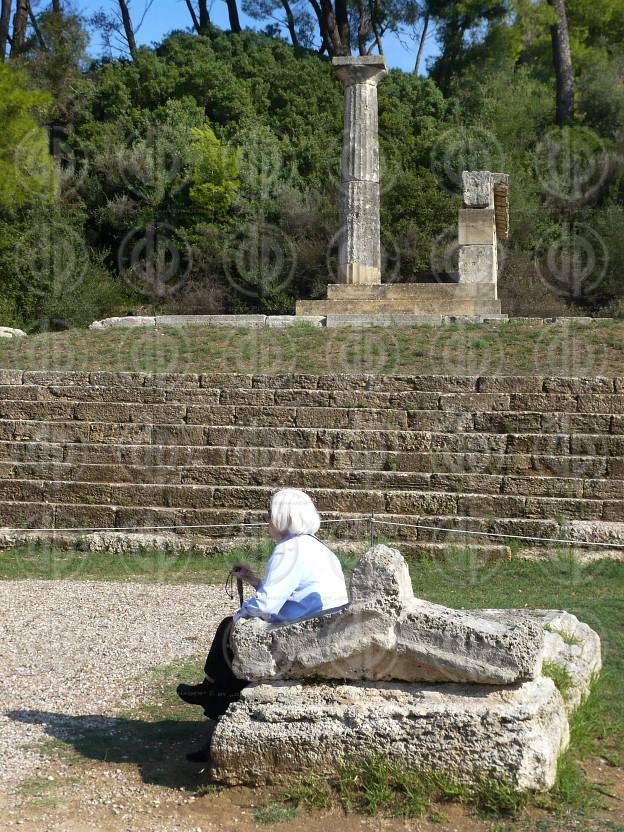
[333,56,388,285]
[458,171,509,296]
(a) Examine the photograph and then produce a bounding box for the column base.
[338,263,382,285]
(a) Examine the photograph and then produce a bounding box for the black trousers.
[201,615,248,718]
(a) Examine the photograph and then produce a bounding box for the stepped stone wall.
[0,369,622,555]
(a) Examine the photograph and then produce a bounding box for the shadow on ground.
[8,709,215,790]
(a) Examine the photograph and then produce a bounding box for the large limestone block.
[0,327,27,338]
[231,545,545,685]
[209,676,569,791]
[458,208,496,245]
[462,171,493,208]
[459,245,497,284]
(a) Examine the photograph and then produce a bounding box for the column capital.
[332,55,388,87]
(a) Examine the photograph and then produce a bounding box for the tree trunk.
[198,0,210,31]
[356,0,368,55]
[310,0,342,56]
[414,12,428,74]
[117,0,136,56]
[28,5,46,48]
[10,0,28,56]
[1,0,12,61]
[225,0,241,33]
[334,0,350,54]
[184,0,200,32]
[280,0,300,50]
[548,0,574,125]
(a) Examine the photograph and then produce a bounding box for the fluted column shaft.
[333,56,388,285]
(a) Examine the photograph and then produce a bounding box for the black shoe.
[177,680,213,706]
[201,691,241,720]
[186,742,210,763]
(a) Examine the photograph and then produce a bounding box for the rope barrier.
[0,515,621,548]
[376,519,624,549]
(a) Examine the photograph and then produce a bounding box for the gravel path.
[0,580,234,795]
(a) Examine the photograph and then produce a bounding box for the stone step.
[2,394,621,421]
[1,441,617,477]
[0,527,511,563]
[325,282,499,300]
[4,417,620,455]
[1,460,621,500]
[2,502,614,548]
[0,479,619,520]
[2,371,620,395]
[296,298,503,315]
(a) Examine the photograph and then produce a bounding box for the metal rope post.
[369,512,375,548]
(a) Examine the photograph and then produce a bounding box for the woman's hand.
[231,562,260,589]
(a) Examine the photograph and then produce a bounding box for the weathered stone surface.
[231,545,545,684]
[157,314,267,328]
[462,171,493,208]
[458,208,496,245]
[459,244,496,284]
[210,677,568,790]
[266,315,325,327]
[560,519,624,545]
[89,316,156,329]
[0,327,27,338]
[213,586,600,792]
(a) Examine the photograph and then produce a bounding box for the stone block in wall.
[407,411,474,432]
[439,393,510,412]
[222,389,276,406]
[200,373,253,389]
[0,370,23,385]
[458,208,496,245]
[458,245,496,284]
[509,394,578,413]
[612,416,624,434]
[275,389,332,407]
[12,421,89,443]
[185,405,236,426]
[295,407,350,429]
[532,455,607,478]
[477,376,544,394]
[474,412,542,433]
[542,413,611,434]
[577,395,624,414]
[543,377,614,394]
[349,408,408,430]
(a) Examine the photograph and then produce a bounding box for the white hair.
[270,488,321,536]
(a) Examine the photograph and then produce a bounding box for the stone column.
[333,56,388,286]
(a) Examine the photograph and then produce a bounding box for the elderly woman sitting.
[177,488,348,761]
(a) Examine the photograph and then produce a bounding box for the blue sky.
[79,0,440,73]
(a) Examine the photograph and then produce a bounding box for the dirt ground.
[2,749,623,832]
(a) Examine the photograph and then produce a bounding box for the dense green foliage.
[1,16,622,329]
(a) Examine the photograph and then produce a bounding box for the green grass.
[542,659,577,704]
[1,319,623,375]
[543,624,584,646]
[279,757,528,820]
